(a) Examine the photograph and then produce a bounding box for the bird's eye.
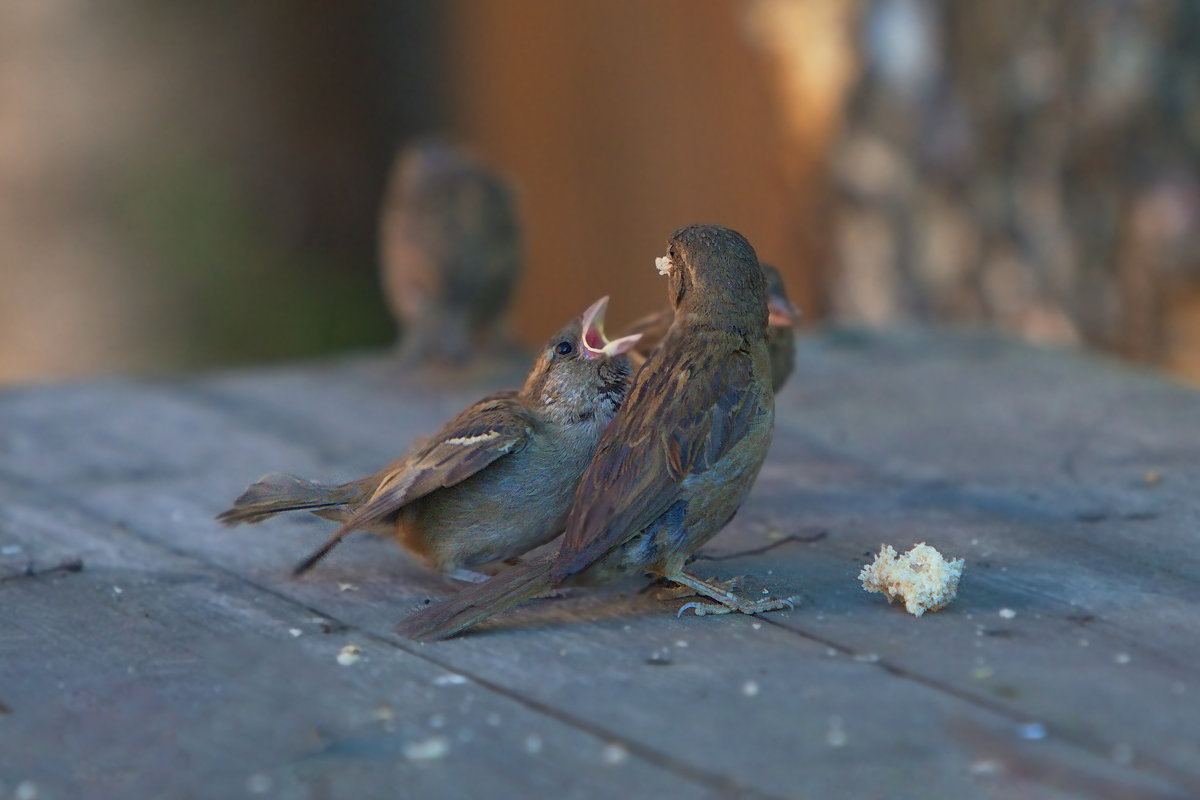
[555,340,574,356]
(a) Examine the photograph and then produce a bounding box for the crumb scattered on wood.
[858,543,964,617]
[403,736,450,761]
[601,742,628,765]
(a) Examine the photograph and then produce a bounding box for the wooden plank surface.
[1,327,1198,799]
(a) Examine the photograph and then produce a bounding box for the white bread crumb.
[858,543,964,617]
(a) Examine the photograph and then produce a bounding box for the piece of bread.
[858,543,964,617]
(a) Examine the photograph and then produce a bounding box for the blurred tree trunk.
[831,0,1200,368]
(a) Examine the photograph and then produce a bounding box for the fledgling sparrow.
[623,263,799,393]
[379,140,522,364]
[217,297,641,580]
[398,224,794,638]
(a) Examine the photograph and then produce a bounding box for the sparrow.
[397,224,794,639]
[379,139,522,364]
[216,297,642,580]
[622,263,800,393]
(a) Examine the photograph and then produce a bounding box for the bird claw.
[676,600,735,617]
[664,570,797,620]
[745,594,797,614]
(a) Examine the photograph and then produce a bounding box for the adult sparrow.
[217,297,641,579]
[623,263,799,393]
[379,139,522,364]
[398,224,793,638]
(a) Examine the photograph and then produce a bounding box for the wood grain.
[1,328,1196,799]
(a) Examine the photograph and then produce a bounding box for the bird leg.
[446,567,492,583]
[655,574,743,600]
[663,569,796,617]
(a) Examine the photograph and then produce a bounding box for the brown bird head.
[522,297,642,424]
[656,225,767,335]
[761,264,801,330]
[759,263,800,393]
[382,139,523,364]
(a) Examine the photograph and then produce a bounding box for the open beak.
[768,296,801,329]
[580,296,642,359]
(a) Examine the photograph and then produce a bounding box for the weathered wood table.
[2,327,1197,799]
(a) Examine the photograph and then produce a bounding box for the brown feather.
[552,332,760,579]
[292,395,537,575]
[396,556,555,640]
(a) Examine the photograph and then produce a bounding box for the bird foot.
[663,569,796,617]
[677,595,797,617]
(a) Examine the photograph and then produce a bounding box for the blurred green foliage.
[116,147,393,370]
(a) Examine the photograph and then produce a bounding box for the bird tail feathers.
[216,473,362,526]
[395,556,556,640]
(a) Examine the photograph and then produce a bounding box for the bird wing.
[339,392,534,532]
[552,335,764,578]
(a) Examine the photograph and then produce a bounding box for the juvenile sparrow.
[398,224,794,639]
[217,297,641,580]
[623,263,799,393]
[379,140,522,364]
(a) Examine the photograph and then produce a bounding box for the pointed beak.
[768,296,801,329]
[580,296,642,359]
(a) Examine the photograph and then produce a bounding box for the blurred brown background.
[3,0,1198,384]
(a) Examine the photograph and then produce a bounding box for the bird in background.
[398,224,795,639]
[379,139,523,365]
[217,296,642,581]
[623,262,800,393]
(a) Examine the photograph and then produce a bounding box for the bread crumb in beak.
[655,255,674,276]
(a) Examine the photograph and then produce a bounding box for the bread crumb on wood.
[858,543,964,617]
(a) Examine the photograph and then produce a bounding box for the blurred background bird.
[379,139,524,366]
[217,296,640,580]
